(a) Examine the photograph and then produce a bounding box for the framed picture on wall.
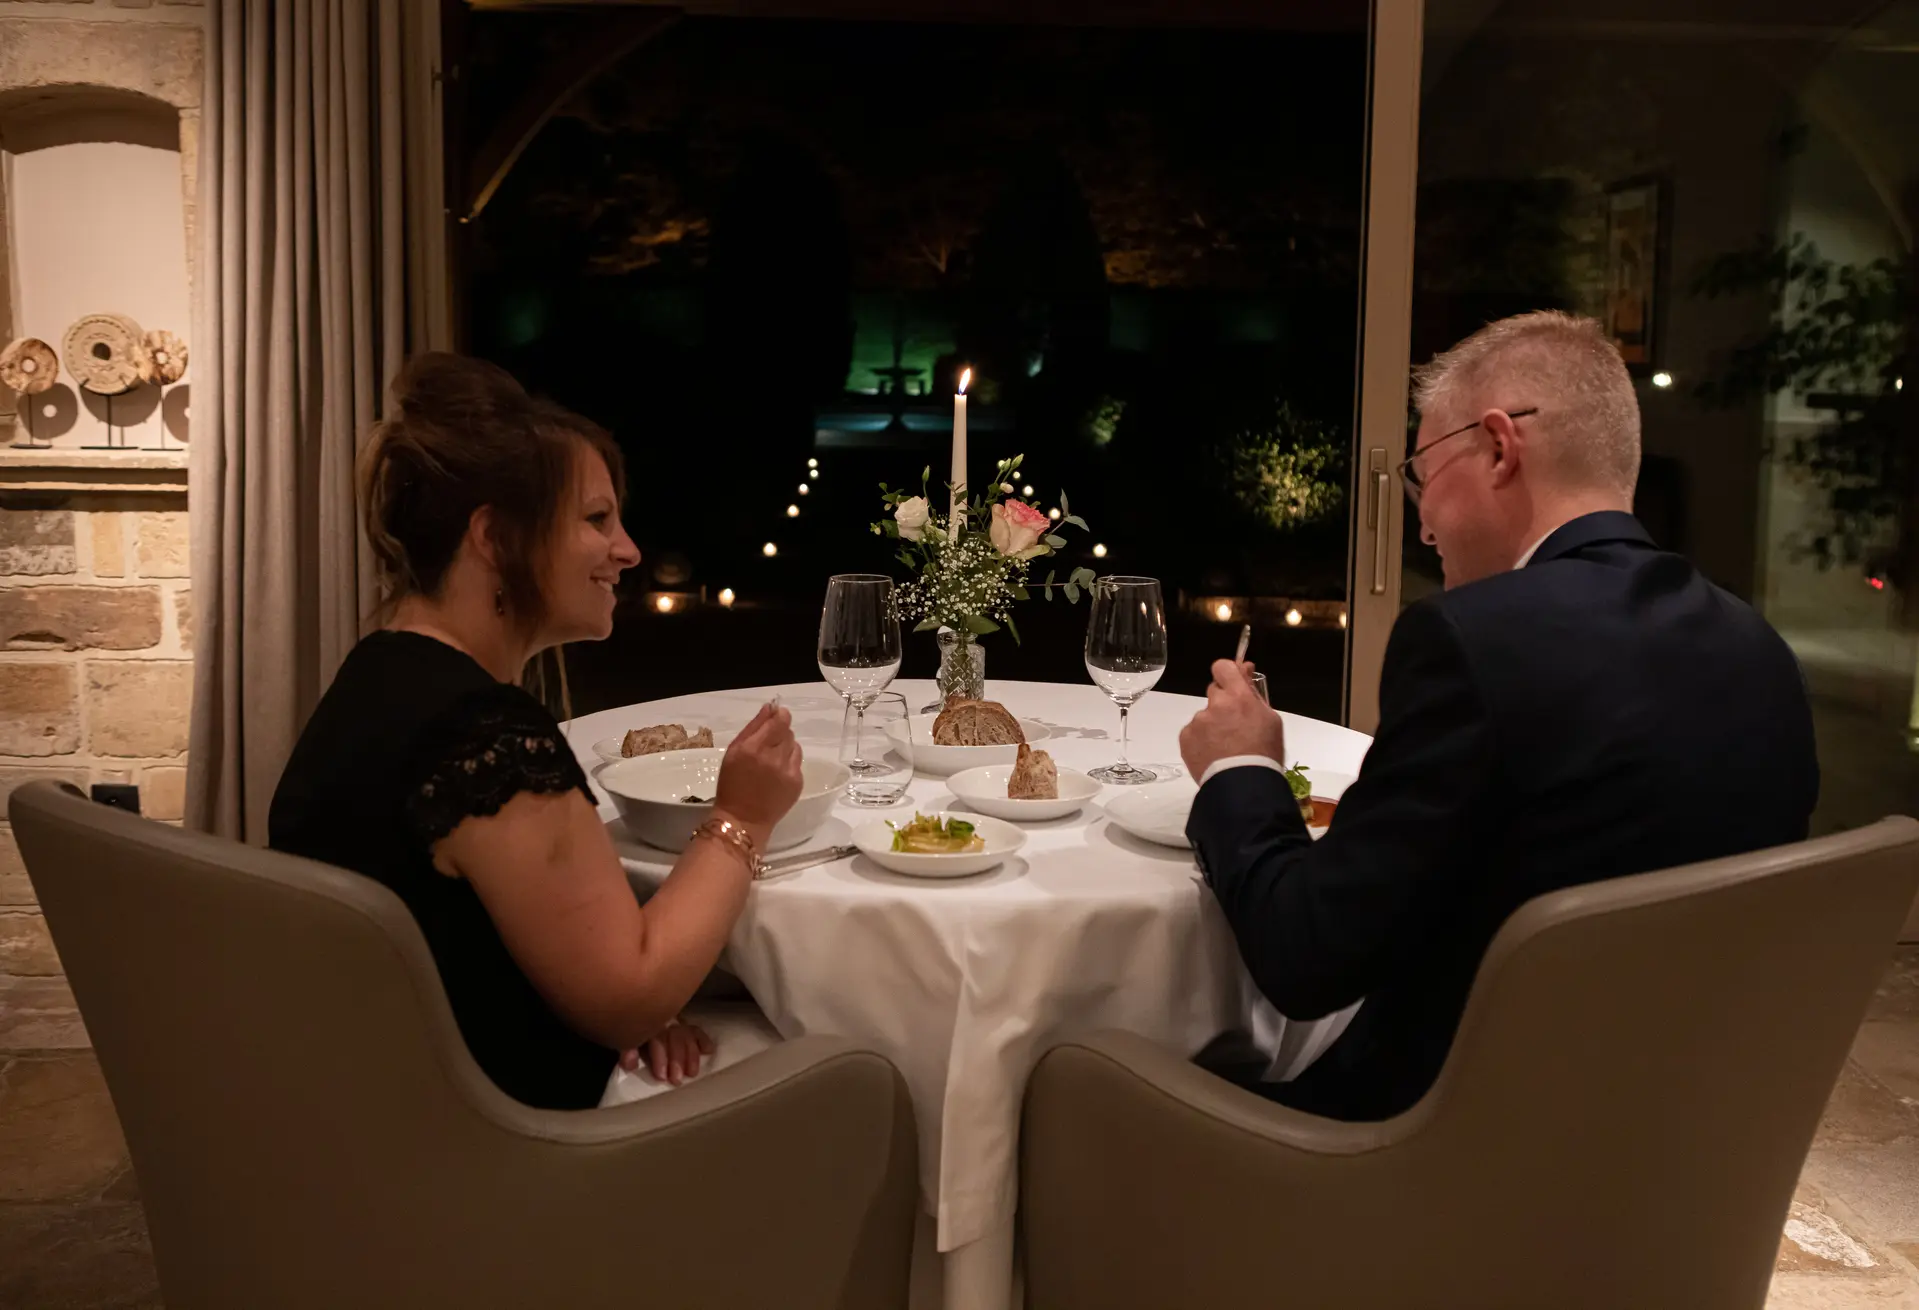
[1605,177,1665,372]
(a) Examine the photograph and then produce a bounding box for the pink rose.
[990,500,1052,560]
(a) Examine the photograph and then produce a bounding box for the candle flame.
[958,368,972,396]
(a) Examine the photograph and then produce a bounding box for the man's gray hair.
[1411,311,1641,499]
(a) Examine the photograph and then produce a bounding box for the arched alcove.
[1,87,189,452]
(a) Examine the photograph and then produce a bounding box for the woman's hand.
[713,701,804,843]
[619,1018,716,1085]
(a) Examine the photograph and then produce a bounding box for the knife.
[759,844,858,878]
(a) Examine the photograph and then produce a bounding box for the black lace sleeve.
[403,684,594,847]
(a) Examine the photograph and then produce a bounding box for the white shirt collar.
[1513,531,1553,570]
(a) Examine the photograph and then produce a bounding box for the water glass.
[842,692,913,807]
[1085,576,1168,785]
[1251,671,1270,706]
[818,574,903,776]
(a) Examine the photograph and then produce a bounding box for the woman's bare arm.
[431,703,802,1052]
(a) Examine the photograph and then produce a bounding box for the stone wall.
[0,0,202,1039]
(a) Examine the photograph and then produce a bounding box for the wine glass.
[1084,576,1168,785]
[818,574,903,777]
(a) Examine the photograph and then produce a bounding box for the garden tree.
[1692,232,1918,622]
[705,129,856,417]
[958,147,1110,459]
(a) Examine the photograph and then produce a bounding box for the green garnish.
[887,813,985,855]
[1284,764,1315,821]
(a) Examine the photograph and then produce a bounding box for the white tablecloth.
[567,679,1371,1298]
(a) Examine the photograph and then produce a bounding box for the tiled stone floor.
[1,952,1917,1308]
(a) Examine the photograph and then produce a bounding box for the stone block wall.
[0,494,192,978]
[1,0,203,1026]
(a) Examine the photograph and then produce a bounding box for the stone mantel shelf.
[0,446,188,496]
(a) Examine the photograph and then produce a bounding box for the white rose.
[894,495,931,542]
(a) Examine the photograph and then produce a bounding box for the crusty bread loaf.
[1007,743,1058,800]
[621,724,715,757]
[932,697,1024,747]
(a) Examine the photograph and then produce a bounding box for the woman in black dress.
[270,354,803,1110]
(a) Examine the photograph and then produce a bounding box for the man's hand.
[1179,659,1287,781]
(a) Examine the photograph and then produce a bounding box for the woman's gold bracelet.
[692,817,767,879]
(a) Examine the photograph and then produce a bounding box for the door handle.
[1368,448,1389,595]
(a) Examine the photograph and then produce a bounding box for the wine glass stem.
[853,701,866,766]
[1118,703,1131,770]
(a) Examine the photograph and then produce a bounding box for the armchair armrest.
[1021,1031,1435,1310]
[425,1036,920,1310]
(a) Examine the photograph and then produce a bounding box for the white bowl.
[1103,771,1354,848]
[882,713,1052,778]
[946,764,1100,822]
[851,812,1026,878]
[1102,782,1198,849]
[600,748,848,854]
[593,728,735,765]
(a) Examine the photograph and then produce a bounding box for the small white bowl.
[601,748,847,853]
[882,713,1052,778]
[946,764,1100,822]
[851,812,1025,878]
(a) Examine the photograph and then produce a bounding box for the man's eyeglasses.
[1397,407,1538,503]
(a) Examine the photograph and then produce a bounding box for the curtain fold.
[189,0,450,840]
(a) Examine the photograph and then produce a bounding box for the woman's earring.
[494,588,506,618]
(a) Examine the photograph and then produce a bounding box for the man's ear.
[1483,409,1523,489]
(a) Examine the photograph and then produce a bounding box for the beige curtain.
[188,0,451,840]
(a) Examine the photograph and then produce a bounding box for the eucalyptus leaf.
[1005,614,1022,645]
[961,613,1001,636]
[914,617,943,633]
[1064,583,1081,604]
[1043,534,1066,549]
[1060,489,1071,516]
[1011,586,1030,601]
[1064,515,1089,531]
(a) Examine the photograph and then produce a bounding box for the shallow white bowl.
[882,713,1052,778]
[946,764,1101,822]
[593,728,735,765]
[1103,770,1354,848]
[851,812,1026,878]
[601,748,847,854]
[1102,782,1198,849]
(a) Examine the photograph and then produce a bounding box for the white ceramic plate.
[593,728,735,764]
[1102,782,1198,849]
[882,713,1052,778]
[851,812,1026,878]
[601,748,847,853]
[1103,771,1355,849]
[946,764,1100,822]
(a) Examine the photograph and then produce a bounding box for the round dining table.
[566,678,1373,1310]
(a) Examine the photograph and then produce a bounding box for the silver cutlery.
[759,844,858,878]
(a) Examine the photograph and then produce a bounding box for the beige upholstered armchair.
[10,780,918,1310]
[1021,818,1919,1310]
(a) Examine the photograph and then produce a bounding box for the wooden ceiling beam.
[460,6,680,223]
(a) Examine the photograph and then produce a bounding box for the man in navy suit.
[1180,311,1819,1122]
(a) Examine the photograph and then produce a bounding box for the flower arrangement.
[872,453,1097,644]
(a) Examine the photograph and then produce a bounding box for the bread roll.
[1007,743,1058,800]
[932,697,1024,746]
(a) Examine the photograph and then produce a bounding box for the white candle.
[949,368,971,543]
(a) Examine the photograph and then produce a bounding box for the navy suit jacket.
[1187,511,1819,1121]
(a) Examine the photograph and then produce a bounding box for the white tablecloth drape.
[567,678,1372,1290]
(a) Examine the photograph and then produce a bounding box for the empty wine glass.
[818,574,903,777]
[1085,576,1168,785]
